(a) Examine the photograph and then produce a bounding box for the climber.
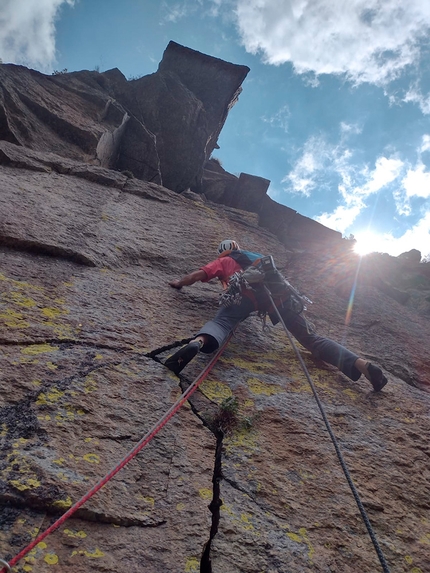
[166,240,388,391]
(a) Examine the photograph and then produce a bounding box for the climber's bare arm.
[169,269,207,289]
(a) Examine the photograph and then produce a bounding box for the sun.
[353,231,383,256]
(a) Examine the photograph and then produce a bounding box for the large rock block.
[200,161,342,249]
[118,70,210,193]
[158,41,250,161]
[0,65,102,159]
[0,42,249,194]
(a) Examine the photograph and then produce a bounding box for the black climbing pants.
[197,296,361,382]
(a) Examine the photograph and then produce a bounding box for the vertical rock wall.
[0,147,429,572]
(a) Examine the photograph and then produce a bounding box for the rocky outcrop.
[398,248,422,264]
[0,143,429,573]
[0,41,249,194]
[158,42,249,168]
[0,42,347,253]
[199,159,343,248]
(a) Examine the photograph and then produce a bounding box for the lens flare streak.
[345,257,362,326]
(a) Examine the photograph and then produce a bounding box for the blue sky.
[1,0,430,259]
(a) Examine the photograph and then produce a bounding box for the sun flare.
[353,232,384,256]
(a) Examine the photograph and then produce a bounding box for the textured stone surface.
[1,148,429,573]
[199,159,343,250]
[0,41,249,195]
[158,41,250,162]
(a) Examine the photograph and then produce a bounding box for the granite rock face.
[1,43,430,573]
[0,41,249,194]
[199,159,341,248]
[0,145,429,573]
[0,42,348,252]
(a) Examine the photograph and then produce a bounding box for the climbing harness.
[264,285,391,573]
[260,255,312,313]
[219,255,312,317]
[0,332,234,573]
[219,271,256,307]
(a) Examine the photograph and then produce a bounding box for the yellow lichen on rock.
[82,453,100,464]
[286,527,315,562]
[41,306,64,318]
[83,375,97,393]
[10,292,36,308]
[225,426,259,455]
[9,477,41,491]
[71,548,105,558]
[44,553,59,565]
[0,308,30,328]
[22,344,59,356]
[184,557,200,572]
[52,496,73,509]
[246,377,283,396]
[200,378,233,402]
[64,529,87,538]
[36,387,64,406]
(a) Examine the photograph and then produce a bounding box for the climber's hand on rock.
[169,280,183,290]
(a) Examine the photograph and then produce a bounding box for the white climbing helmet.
[217,239,240,255]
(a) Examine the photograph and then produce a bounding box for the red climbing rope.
[1,333,233,573]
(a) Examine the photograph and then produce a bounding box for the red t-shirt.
[200,257,242,282]
[200,255,268,313]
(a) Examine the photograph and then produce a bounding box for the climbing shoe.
[164,341,202,375]
[366,362,388,392]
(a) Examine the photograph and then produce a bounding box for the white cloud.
[208,0,225,17]
[308,136,430,257]
[161,2,189,23]
[282,135,342,196]
[233,0,430,85]
[316,204,362,234]
[0,0,74,70]
[420,134,430,154]
[394,137,430,213]
[262,104,291,132]
[340,122,362,137]
[282,139,321,196]
[311,150,404,230]
[162,0,220,23]
[283,132,358,198]
[403,86,430,115]
[285,132,404,211]
[395,211,430,258]
[402,163,430,199]
[359,157,404,195]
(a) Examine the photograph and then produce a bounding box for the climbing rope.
[2,287,391,571]
[0,333,233,573]
[264,286,391,573]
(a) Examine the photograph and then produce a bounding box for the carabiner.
[0,559,11,572]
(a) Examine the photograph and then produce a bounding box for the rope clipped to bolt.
[264,286,391,573]
[0,333,233,573]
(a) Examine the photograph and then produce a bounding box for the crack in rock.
[0,238,96,267]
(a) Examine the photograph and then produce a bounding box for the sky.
[1,0,430,260]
